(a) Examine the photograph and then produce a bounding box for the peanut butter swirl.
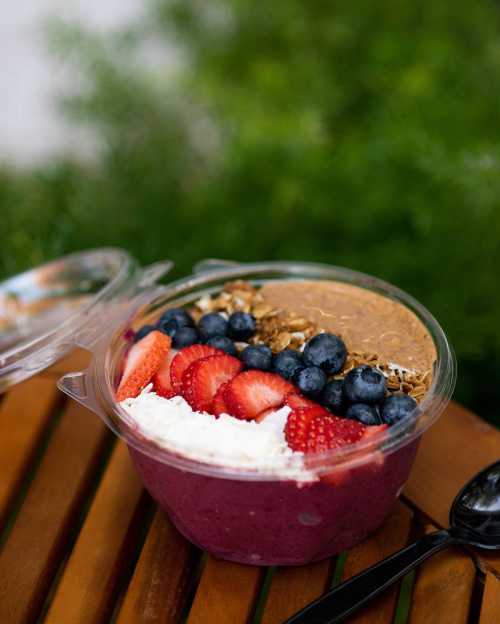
[259,280,436,373]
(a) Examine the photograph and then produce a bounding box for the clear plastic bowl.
[59,261,456,565]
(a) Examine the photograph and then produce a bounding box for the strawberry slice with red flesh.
[211,382,231,417]
[152,349,178,398]
[285,393,319,411]
[170,344,221,394]
[116,330,171,401]
[224,370,295,421]
[182,354,243,412]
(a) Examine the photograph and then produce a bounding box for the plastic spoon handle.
[283,529,454,624]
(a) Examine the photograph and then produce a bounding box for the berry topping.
[380,393,418,425]
[294,366,327,396]
[346,402,382,426]
[182,354,243,413]
[172,326,200,349]
[302,333,347,374]
[344,365,387,404]
[116,330,172,401]
[133,324,155,343]
[157,308,194,337]
[272,349,305,381]
[320,380,346,414]
[158,308,194,328]
[285,406,365,453]
[284,393,319,410]
[211,382,231,416]
[205,335,238,356]
[227,312,256,340]
[224,370,294,420]
[152,349,178,398]
[170,344,221,393]
[198,313,229,339]
[240,344,272,371]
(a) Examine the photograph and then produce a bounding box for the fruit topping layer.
[117,280,433,470]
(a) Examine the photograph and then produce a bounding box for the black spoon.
[284,460,500,624]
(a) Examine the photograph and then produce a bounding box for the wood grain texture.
[0,401,109,624]
[404,401,500,574]
[0,376,60,529]
[479,573,500,624]
[44,443,145,624]
[408,525,476,624]
[260,559,332,624]
[341,502,413,624]
[186,556,262,624]
[117,509,194,624]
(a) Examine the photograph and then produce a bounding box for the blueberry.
[320,379,346,413]
[294,366,327,396]
[344,365,387,404]
[134,324,155,342]
[272,349,305,381]
[380,393,418,426]
[302,333,347,374]
[157,308,194,336]
[158,307,194,328]
[227,312,256,340]
[172,326,200,349]
[198,313,228,339]
[241,345,272,371]
[206,335,238,356]
[346,403,382,426]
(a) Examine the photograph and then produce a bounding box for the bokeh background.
[2,1,500,424]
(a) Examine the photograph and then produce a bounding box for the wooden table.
[0,349,499,624]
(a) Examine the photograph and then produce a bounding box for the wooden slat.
[0,402,109,624]
[341,502,413,624]
[44,442,145,624]
[404,401,500,574]
[479,572,500,624]
[260,559,332,624]
[0,376,60,529]
[408,525,476,624]
[186,557,262,624]
[117,509,194,624]
[39,348,91,377]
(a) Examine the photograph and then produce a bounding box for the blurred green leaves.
[2,0,500,419]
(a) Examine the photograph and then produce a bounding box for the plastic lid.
[0,248,171,393]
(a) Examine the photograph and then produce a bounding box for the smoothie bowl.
[58,261,456,566]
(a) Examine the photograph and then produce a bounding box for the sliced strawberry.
[152,349,178,398]
[116,331,171,401]
[284,406,331,452]
[285,406,366,454]
[182,354,243,412]
[211,382,231,417]
[284,393,319,411]
[170,344,221,393]
[224,370,294,421]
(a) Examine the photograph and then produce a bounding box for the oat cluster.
[193,280,318,353]
[193,280,431,403]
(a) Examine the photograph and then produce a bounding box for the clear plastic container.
[56,260,456,566]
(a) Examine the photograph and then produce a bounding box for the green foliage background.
[2,1,500,423]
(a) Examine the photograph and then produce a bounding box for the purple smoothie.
[128,438,419,566]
